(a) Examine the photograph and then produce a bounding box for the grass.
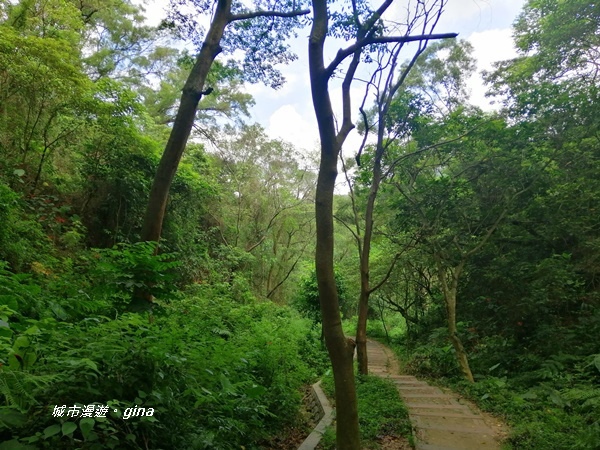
[318,372,413,449]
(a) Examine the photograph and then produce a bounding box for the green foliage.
[320,373,412,448]
[293,268,352,325]
[89,242,180,305]
[1,283,328,448]
[0,183,51,271]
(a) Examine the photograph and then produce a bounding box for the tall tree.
[132,0,309,309]
[345,35,464,376]
[308,0,456,444]
[388,109,543,381]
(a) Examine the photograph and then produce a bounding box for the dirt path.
[367,339,506,450]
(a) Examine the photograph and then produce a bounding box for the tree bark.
[139,0,231,246]
[434,257,474,383]
[356,140,383,375]
[131,1,310,310]
[309,0,361,446]
[128,0,231,311]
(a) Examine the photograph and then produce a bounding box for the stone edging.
[297,380,334,450]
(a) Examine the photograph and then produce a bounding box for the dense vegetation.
[0,0,325,447]
[1,0,599,448]
[345,1,600,448]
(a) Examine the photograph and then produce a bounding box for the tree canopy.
[1,0,599,448]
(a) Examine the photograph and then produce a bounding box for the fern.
[0,369,58,411]
[538,358,564,380]
[563,387,600,414]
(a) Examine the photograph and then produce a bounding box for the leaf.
[23,352,37,369]
[43,424,61,438]
[520,391,538,400]
[12,336,30,352]
[79,418,95,440]
[0,408,27,428]
[593,354,600,373]
[24,326,40,335]
[488,363,501,372]
[0,439,36,450]
[13,169,25,177]
[61,422,77,436]
[219,373,233,393]
[0,326,12,338]
[245,385,266,399]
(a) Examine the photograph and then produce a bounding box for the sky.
[244,0,527,156]
[142,0,527,157]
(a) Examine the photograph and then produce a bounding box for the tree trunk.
[139,2,230,245]
[435,258,474,383]
[445,287,475,383]
[355,143,383,375]
[356,285,369,375]
[309,0,361,446]
[129,0,231,311]
[314,139,361,448]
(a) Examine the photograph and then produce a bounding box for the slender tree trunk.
[356,285,370,375]
[377,298,390,343]
[435,257,474,383]
[445,288,474,383]
[356,147,382,375]
[309,0,361,446]
[139,2,230,246]
[129,1,231,311]
[314,137,360,448]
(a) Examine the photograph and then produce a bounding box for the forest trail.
[366,339,505,450]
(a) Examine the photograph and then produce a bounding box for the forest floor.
[368,339,508,450]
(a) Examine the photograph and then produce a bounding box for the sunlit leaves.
[165,0,308,88]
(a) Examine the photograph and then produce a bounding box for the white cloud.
[266,105,319,153]
[467,28,519,109]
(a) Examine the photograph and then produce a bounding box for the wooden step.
[416,427,498,448]
[415,444,463,450]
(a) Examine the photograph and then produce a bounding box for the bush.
[0,281,329,449]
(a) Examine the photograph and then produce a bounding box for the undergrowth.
[0,246,329,449]
[319,372,413,449]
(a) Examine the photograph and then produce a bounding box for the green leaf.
[520,391,538,400]
[79,418,95,440]
[488,363,501,372]
[245,385,266,399]
[0,408,27,428]
[62,421,77,436]
[219,373,233,393]
[12,336,30,352]
[0,439,36,450]
[24,326,41,335]
[43,424,61,438]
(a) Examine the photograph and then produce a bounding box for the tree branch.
[230,8,310,21]
[369,252,401,294]
[326,32,458,78]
